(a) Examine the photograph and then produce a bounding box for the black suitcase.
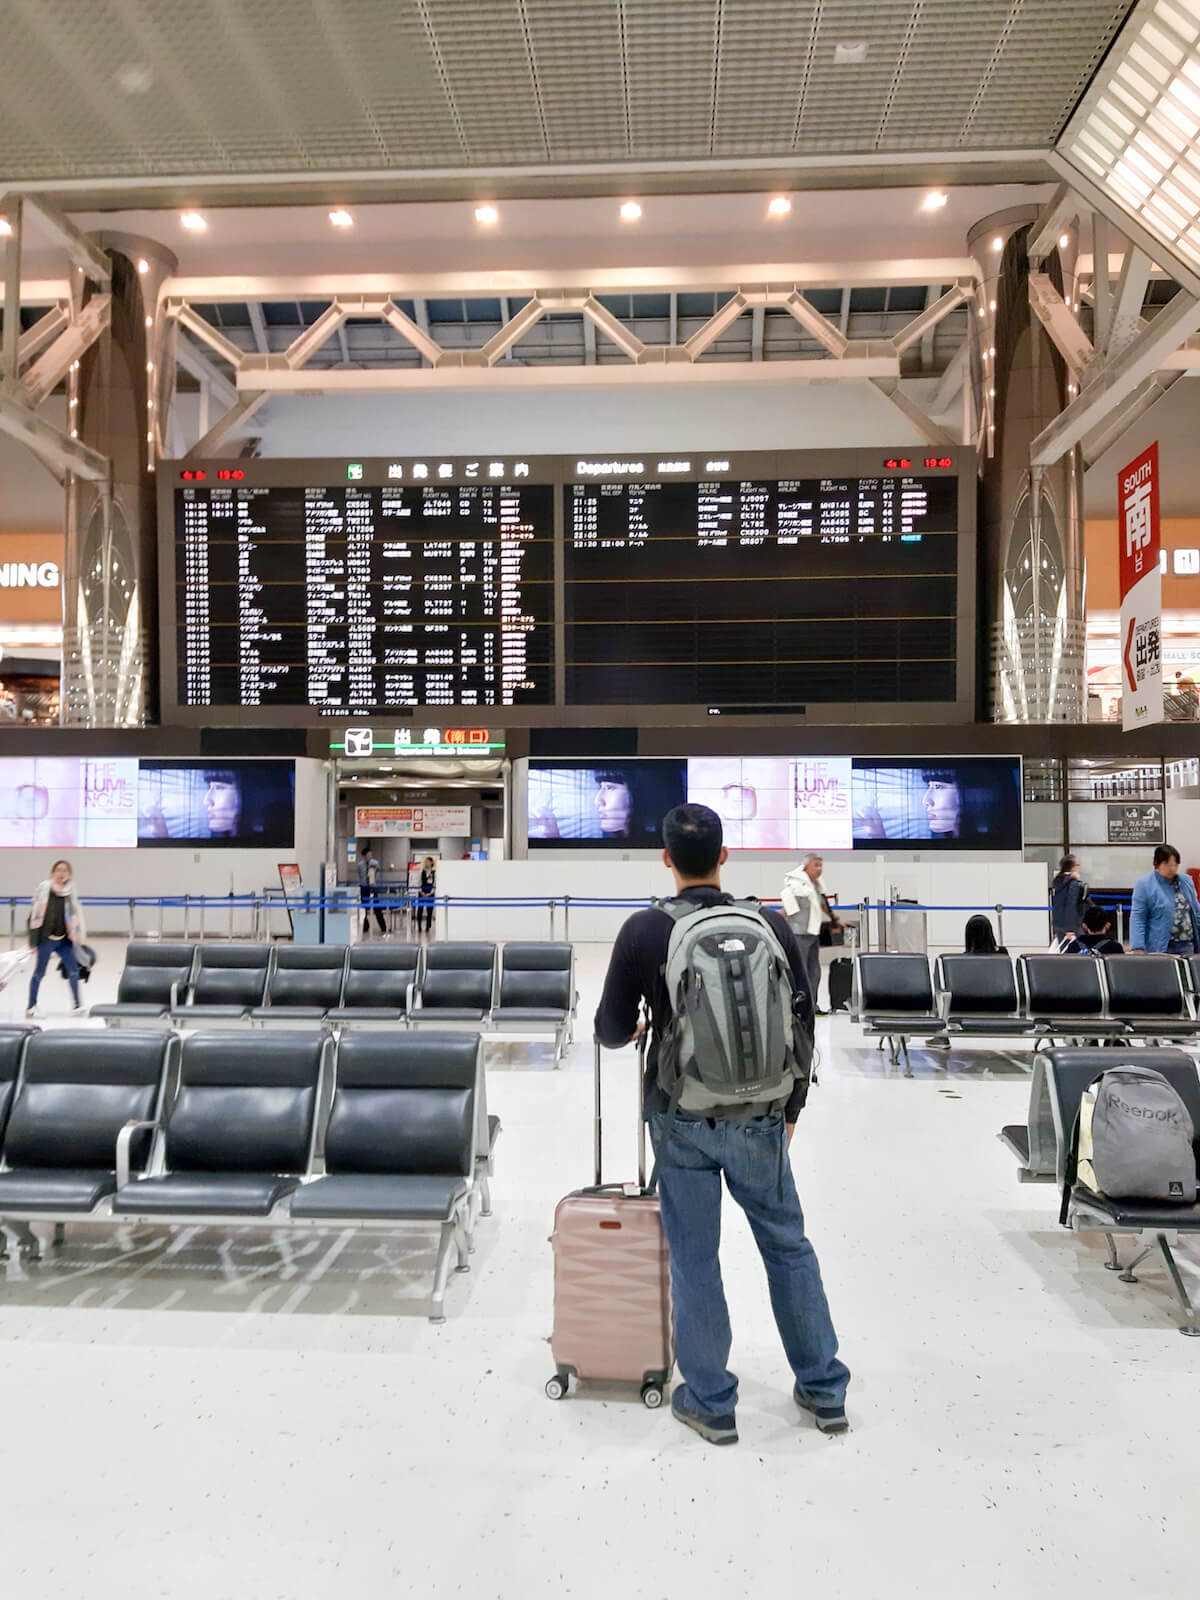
[828,957,852,1013]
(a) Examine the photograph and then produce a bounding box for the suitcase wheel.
[545,1374,569,1401]
[640,1383,664,1410]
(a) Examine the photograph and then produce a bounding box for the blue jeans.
[29,936,80,1007]
[649,1110,850,1419]
[1167,940,1197,955]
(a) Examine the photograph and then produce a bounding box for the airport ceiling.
[0,0,1139,206]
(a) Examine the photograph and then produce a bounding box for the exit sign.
[331,726,505,757]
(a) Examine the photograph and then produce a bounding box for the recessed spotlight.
[834,41,868,64]
[619,200,642,222]
[329,208,354,228]
[922,191,948,211]
[180,211,207,232]
[474,204,500,225]
[1059,233,1070,248]
[767,196,792,217]
[145,314,153,327]
[137,258,149,274]
[989,299,997,311]
[0,217,11,237]
[991,235,1003,252]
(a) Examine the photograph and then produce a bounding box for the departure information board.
[564,475,959,705]
[175,482,554,709]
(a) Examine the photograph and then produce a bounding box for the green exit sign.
[346,462,364,481]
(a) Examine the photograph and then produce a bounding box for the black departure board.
[564,476,959,705]
[175,482,554,709]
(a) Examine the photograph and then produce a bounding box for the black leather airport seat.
[326,942,420,1025]
[290,1031,480,1320]
[250,945,347,1022]
[0,1030,31,1148]
[490,943,576,1061]
[171,943,271,1022]
[1048,1047,1200,1333]
[1017,954,1129,1038]
[855,954,941,1072]
[113,1031,325,1217]
[0,1030,171,1213]
[410,942,496,1025]
[91,941,197,1024]
[935,955,1032,1036]
[1101,955,1197,1038]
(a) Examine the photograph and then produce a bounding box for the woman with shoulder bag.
[1050,855,1085,947]
[27,858,87,1018]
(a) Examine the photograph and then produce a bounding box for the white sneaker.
[72,1005,88,1015]
[25,1007,40,1019]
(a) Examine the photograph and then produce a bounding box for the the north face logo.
[718,938,746,952]
[1169,1181,1185,1197]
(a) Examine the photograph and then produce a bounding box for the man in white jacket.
[781,854,842,1016]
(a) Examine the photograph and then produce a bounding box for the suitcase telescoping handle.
[593,1019,649,1189]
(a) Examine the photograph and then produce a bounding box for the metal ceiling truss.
[0,191,110,482]
[163,273,976,454]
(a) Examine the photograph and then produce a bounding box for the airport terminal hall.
[7,1,1200,1594]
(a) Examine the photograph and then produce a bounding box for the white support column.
[870,378,956,447]
[185,392,268,459]
[1027,272,1094,376]
[1092,214,1113,351]
[1,194,21,382]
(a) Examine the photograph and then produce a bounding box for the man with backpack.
[594,803,850,1446]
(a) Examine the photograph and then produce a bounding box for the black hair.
[964,913,1000,954]
[203,768,238,786]
[1082,900,1112,934]
[663,803,723,879]
[595,766,683,842]
[1054,854,1078,881]
[1155,844,1181,867]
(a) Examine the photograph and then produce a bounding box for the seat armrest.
[116,1119,159,1190]
[407,979,418,1013]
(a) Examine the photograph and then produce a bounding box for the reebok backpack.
[655,898,811,1117]
[1074,1066,1196,1205]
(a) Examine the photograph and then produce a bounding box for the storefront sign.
[1106,802,1164,844]
[1118,444,1163,731]
[0,536,65,625]
[355,804,472,837]
[332,726,505,758]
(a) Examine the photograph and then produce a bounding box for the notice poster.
[1118,443,1163,732]
[355,805,472,838]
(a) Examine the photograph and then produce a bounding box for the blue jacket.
[1129,869,1200,952]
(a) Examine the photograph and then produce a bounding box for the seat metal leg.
[52,1223,66,1248]
[478,1175,492,1218]
[1157,1234,1200,1336]
[900,1038,913,1078]
[0,1226,9,1263]
[430,1220,456,1323]
[454,1216,471,1273]
[1118,1243,1154,1283]
[1103,1233,1122,1272]
[9,1221,40,1263]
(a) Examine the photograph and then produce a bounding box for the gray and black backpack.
[655,898,811,1118]
[1062,1064,1196,1219]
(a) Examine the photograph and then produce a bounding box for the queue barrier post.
[8,897,15,952]
[563,894,571,944]
[440,895,449,940]
[128,899,136,941]
[548,900,556,940]
[995,903,1005,949]
[183,894,191,942]
[228,892,235,942]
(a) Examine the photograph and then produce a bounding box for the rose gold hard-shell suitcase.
[545,1035,673,1408]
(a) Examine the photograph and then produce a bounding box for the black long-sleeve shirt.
[594,885,813,1121]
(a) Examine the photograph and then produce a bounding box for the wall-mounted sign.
[355,805,472,837]
[1106,802,1165,844]
[0,536,64,625]
[1118,443,1163,732]
[332,727,505,758]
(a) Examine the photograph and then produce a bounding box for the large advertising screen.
[0,758,138,849]
[137,761,296,847]
[527,760,687,847]
[850,757,1022,850]
[685,757,852,851]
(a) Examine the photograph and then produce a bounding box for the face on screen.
[851,760,1020,850]
[205,777,242,836]
[527,762,686,846]
[137,762,294,847]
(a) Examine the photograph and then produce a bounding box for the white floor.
[0,936,1197,1599]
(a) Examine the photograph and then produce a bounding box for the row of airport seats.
[0,1025,497,1321]
[855,951,1200,1071]
[999,1045,1200,1336]
[93,940,576,1061]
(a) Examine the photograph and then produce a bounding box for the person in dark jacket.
[1050,856,1085,942]
[594,803,850,1448]
[1061,900,1124,956]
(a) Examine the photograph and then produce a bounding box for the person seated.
[963,913,1008,955]
[1060,900,1124,956]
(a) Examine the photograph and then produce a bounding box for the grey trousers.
[794,930,821,1010]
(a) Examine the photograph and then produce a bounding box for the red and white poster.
[1118,442,1163,732]
[355,804,471,838]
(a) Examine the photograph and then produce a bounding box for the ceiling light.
[0,218,11,237]
[474,204,500,225]
[1059,233,1070,248]
[834,41,868,64]
[137,258,149,274]
[991,235,1003,252]
[619,201,642,222]
[145,314,153,327]
[922,191,948,212]
[329,208,354,228]
[767,196,792,217]
[989,299,996,311]
[180,212,207,232]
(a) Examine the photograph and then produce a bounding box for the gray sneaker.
[794,1387,849,1435]
[671,1387,738,1446]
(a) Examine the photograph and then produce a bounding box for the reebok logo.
[1109,1092,1181,1125]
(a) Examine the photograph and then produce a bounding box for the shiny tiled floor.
[0,936,1197,1599]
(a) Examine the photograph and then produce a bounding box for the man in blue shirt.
[1129,844,1200,954]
